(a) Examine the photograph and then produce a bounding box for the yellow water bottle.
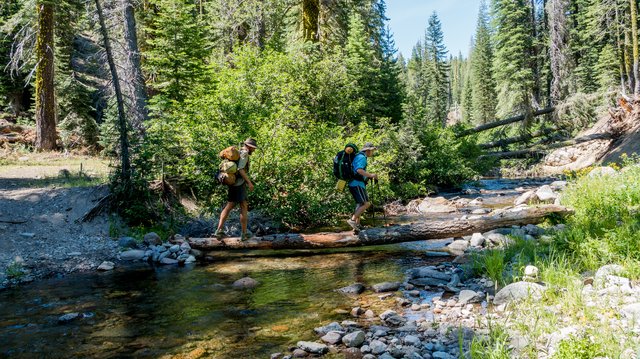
[336,179,347,192]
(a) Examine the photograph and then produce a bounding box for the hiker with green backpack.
[214,138,258,241]
[346,142,378,232]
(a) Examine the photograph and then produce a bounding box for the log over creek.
[181,204,572,251]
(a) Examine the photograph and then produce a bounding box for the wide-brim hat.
[244,138,258,149]
[361,142,377,151]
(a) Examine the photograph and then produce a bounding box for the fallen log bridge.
[183,205,572,251]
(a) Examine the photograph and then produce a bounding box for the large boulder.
[493,282,545,305]
[342,330,365,347]
[535,185,557,203]
[120,250,145,261]
[588,166,617,177]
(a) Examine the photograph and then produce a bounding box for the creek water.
[0,178,553,358]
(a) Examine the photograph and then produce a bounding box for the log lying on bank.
[480,133,613,160]
[457,107,555,137]
[182,204,572,251]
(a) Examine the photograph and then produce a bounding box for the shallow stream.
[0,178,553,358]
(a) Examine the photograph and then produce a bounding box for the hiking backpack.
[216,146,240,185]
[333,143,362,181]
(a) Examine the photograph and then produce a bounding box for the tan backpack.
[216,146,240,185]
[219,146,240,161]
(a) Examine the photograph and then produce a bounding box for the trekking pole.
[378,179,387,225]
[370,178,376,224]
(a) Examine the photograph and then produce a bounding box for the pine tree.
[470,0,497,124]
[424,12,449,127]
[144,0,209,103]
[492,0,536,117]
[35,0,57,150]
[344,12,380,123]
[547,0,573,103]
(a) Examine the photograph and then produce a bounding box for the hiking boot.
[241,231,253,241]
[214,229,226,239]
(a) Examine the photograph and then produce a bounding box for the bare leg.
[217,202,236,231]
[352,201,371,225]
[240,201,249,234]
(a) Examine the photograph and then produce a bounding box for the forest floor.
[0,150,119,288]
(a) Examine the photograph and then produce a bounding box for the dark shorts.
[349,185,369,205]
[228,183,247,203]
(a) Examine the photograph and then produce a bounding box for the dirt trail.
[0,154,118,288]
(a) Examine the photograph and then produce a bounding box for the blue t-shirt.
[349,153,367,188]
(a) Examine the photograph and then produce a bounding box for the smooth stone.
[369,339,387,354]
[160,258,179,265]
[403,335,421,347]
[524,265,539,278]
[338,283,366,295]
[232,277,259,289]
[535,185,557,202]
[169,245,181,253]
[120,250,146,261]
[314,322,343,335]
[97,261,115,271]
[342,331,365,347]
[372,281,402,293]
[143,232,162,245]
[458,290,482,305]
[493,282,545,305]
[292,349,307,358]
[321,331,344,345]
[470,233,485,247]
[297,341,328,354]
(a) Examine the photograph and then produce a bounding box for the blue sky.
[386,0,483,59]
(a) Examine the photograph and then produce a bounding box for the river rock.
[97,261,115,271]
[342,348,363,359]
[143,232,162,245]
[514,190,536,206]
[485,232,509,246]
[524,265,539,279]
[403,335,421,347]
[418,197,456,213]
[321,331,344,345]
[232,277,259,289]
[338,283,366,295]
[169,244,181,253]
[470,233,485,247]
[342,331,365,347]
[58,312,82,323]
[314,322,343,335]
[380,310,407,327]
[160,258,179,265]
[447,239,469,255]
[594,264,624,288]
[493,282,545,305]
[369,340,387,355]
[293,348,308,358]
[372,281,402,293]
[118,237,138,249]
[588,166,617,177]
[535,185,557,202]
[351,307,364,317]
[458,290,482,305]
[120,250,145,261]
[297,341,328,354]
[550,181,567,190]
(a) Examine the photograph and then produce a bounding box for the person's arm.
[238,169,253,191]
[357,168,377,179]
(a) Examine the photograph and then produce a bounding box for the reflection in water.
[0,242,450,358]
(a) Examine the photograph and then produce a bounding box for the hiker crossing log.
[457,107,555,137]
[182,205,572,251]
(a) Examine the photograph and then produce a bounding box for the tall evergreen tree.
[470,0,497,124]
[35,0,57,150]
[144,0,209,103]
[424,12,449,127]
[492,0,536,117]
[547,0,573,103]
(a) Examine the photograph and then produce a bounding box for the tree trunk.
[95,0,130,182]
[182,205,572,251]
[480,132,613,159]
[302,0,319,42]
[34,1,57,151]
[122,0,148,135]
[457,107,555,137]
[631,0,640,95]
